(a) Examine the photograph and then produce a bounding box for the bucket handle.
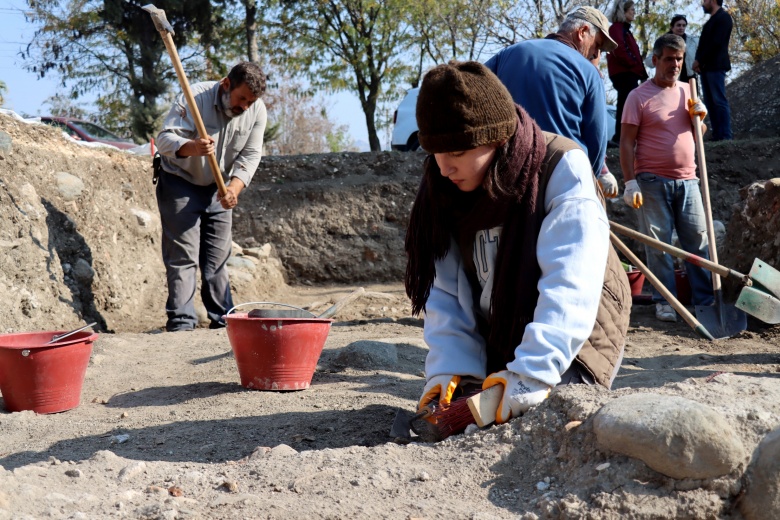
[225,302,317,318]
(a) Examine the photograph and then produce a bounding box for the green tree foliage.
[22,0,228,142]
[0,80,6,107]
[272,0,415,151]
[730,0,780,64]
[617,0,695,59]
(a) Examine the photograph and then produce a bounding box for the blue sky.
[0,2,53,116]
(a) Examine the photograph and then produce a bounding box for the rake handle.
[610,231,714,341]
[609,221,751,286]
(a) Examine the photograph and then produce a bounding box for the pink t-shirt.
[621,80,697,180]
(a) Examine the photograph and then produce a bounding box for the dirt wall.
[3,113,780,334]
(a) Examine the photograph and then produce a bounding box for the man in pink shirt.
[619,33,713,323]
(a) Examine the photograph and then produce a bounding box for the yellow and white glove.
[597,171,619,199]
[482,370,551,424]
[418,374,461,412]
[623,179,643,209]
[688,99,707,120]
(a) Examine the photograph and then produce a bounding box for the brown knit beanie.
[416,61,517,154]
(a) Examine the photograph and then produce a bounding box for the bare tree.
[273,0,415,151]
[263,73,357,155]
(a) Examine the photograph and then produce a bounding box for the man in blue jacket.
[693,0,733,141]
[485,6,617,194]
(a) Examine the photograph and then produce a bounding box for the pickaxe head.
[142,4,175,36]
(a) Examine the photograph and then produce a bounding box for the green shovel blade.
[748,258,780,300]
[737,286,780,324]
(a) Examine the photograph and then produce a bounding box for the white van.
[390,87,420,151]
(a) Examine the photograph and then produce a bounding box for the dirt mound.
[728,54,780,140]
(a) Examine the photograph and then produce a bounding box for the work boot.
[655,303,677,323]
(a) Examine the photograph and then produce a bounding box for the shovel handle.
[609,221,751,286]
[689,78,721,294]
[158,31,228,198]
[610,232,714,341]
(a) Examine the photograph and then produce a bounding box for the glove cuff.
[625,179,639,189]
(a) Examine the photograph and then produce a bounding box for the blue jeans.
[636,173,714,306]
[156,172,234,331]
[700,70,732,141]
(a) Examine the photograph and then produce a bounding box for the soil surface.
[1,107,780,520]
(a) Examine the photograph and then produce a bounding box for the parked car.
[391,86,617,154]
[39,116,137,150]
[391,87,420,151]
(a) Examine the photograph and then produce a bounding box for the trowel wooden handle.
[466,385,503,428]
[610,231,714,341]
[159,31,227,198]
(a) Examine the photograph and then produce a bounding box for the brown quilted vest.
[540,133,631,388]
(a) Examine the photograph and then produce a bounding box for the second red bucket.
[0,330,97,414]
[626,269,646,296]
[225,309,332,391]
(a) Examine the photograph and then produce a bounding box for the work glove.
[597,170,619,199]
[418,374,461,412]
[623,179,643,209]
[688,99,707,121]
[482,370,551,424]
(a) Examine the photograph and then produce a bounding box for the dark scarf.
[405,105,548,371]
[544,32,578,52]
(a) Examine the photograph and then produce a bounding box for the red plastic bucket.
[0,330,97,413]
[225,313,332,391]
[675,269,692,305]
[626,270,646,296]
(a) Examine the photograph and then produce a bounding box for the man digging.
[155,62,267,332]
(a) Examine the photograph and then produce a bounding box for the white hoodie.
[422,148,610,387]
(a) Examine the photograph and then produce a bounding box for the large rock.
[593,393,746,479]
[0,131,11,154]
[331,339,399,369]
[740,426,780,520]
[55,172,85,201]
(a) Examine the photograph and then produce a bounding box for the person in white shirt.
[405,61,631,425]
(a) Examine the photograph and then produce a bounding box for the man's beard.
[221,90,244,119]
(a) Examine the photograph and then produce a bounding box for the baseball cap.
[566,6,618,53]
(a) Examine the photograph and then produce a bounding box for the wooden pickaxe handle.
[143,4,228,198]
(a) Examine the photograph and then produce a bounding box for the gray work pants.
[156,171,234,331]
